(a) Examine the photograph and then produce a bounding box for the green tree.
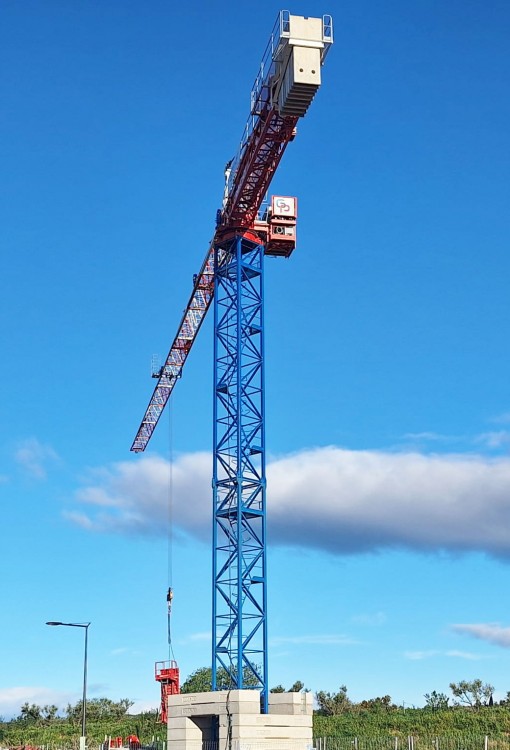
[269,681,306,694]
[449,679,494,708]
[65,698,133,724]
[315,685,351,715]
[424,691,449,711]
[181,666,260,693]
[289,681,306,693]
[18,703,43,723]
[41,705,59,723]
[357,695,396,711]
[181,667,213,693]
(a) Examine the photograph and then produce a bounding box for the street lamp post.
[46,621,90,750]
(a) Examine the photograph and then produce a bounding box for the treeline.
[0,700,161,749]
[181,671,510,715]
[6,698,135,726]
[312,680,510,743]
[2,678,510,747]
[315,680,510,715]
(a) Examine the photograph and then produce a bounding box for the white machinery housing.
[273,13,333,117]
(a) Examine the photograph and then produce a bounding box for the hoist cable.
[167,407,176,663]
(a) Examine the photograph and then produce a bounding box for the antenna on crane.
[131,8,333,725]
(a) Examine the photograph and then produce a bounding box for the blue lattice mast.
[213,231,267,710]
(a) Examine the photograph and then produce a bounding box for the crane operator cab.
[253,195,297,258]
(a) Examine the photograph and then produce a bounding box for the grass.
[2,706,510,749]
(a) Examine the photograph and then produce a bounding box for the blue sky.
[2,0,510,720]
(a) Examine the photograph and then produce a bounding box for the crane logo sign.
[273,196,296,215]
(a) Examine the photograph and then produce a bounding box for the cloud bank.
[69,447,510,559]
[452,623,510,648]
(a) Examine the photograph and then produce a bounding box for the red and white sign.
[272,196,297,217]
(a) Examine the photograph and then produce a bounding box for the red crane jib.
[221,109,298,229]
[130,108,298,454]
[131,9,333,451]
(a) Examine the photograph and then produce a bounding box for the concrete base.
[167,690,313,750]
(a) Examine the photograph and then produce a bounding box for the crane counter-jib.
[131,11,333,453]
[221,11,333,228]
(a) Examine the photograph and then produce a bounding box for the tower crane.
[133,10,333,716]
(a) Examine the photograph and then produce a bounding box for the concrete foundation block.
[169,689,260,706]
[220,714,312,729]
[219,725,312,741]
[170,701,261,718]
[166,689,314,749]
[168,689,261,718]
[268,692,314,715]
[165,742,202,750]
[167,716,202,742]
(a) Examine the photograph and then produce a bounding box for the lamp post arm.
[82,624,88,741]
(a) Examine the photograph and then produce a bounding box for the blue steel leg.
[213,232,268,712]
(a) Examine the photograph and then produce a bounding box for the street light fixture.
[46,621,90,750]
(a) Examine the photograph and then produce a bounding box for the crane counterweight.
[273,14,329,117]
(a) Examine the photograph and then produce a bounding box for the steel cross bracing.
[220,110,298,229]
[131,247,214,452]
[131,124,296,454]
[212,233,268,710]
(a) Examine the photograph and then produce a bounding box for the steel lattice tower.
[212,232,268,712]
[130,13,333,719]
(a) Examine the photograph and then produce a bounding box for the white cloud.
[475,431,510,449]
[65,511,95,530]
[269,447,510,558]
[490,412,510,425]
[14,438,60,480]
[0,686,72,720]
[404,649,480,661]
[444,650,481,660]
[403,432,456,443]
[402,429,510,452]
[404,650,439,660]
[128,699,159,715]
[187,631,211,642]
[69,447,510,559]
[351,611,387,626]
[67,453,211,539]
[176,631,211,646]
[452,623,510,648]
[270,634,358,646]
